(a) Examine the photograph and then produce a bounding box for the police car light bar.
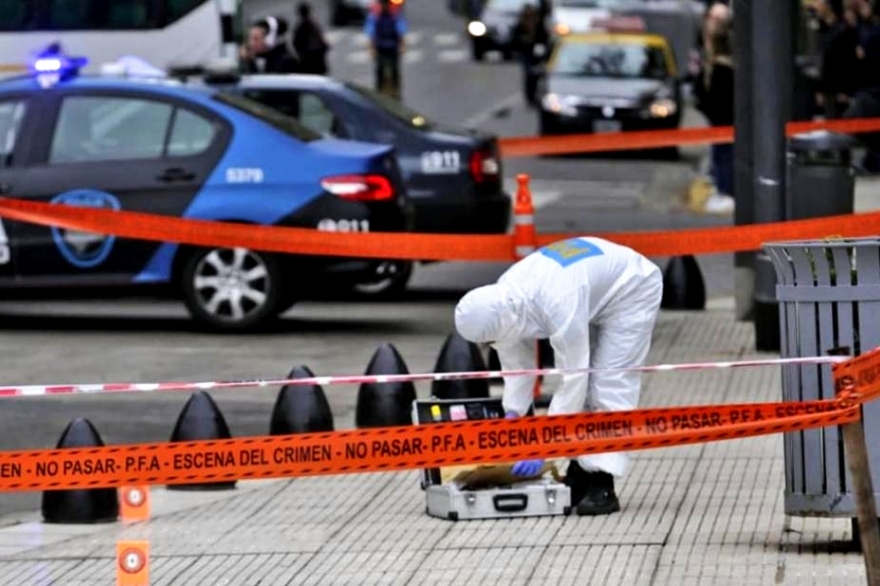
[33,57,65,73]
[30,45,88,86]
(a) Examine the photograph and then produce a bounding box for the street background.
[0,0,874,522]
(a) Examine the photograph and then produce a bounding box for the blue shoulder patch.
[539,238,604,267]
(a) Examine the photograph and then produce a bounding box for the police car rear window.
[213,92,321,142]
[345,83,433,131]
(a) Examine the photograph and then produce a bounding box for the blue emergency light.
[30,44,88,86]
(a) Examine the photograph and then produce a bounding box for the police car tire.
[180,247,282,331]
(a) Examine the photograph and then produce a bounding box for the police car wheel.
[353,260,413,298]
[181,247,281,330]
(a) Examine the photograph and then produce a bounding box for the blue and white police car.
[0,50,411,331]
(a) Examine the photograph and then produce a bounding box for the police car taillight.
[321,174,395,201]
[470,148,500,184]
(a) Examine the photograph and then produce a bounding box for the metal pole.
[841,414,880,585]
[750,0,792,352]
[733,0,754,321]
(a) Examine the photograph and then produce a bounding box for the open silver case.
[412,397,572,521]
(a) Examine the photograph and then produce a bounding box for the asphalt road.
[0,0,735,518]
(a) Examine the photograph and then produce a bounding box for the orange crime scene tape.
[0,197,878,262]
[498,116,880,157]
[0,319,874,494]
[0,399,860,492]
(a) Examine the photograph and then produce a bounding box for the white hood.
[454,284,530,346]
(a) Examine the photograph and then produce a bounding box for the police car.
[537,31,683,144]
[0,51,411,331]
[188,71,511,294]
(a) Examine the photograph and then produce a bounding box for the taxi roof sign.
[591,16,647,32]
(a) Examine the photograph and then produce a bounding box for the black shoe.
[563,459,590,508]
[575,477,621,516]
[564,461,621,516]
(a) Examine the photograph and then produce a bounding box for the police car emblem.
[50,190,120,268]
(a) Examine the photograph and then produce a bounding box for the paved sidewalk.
[0,309,869,585]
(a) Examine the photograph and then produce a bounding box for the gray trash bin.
[753,131,857,352]
[765,237,880,517]
[786,130,856,219]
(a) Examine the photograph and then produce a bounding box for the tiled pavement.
[0,309,870,585]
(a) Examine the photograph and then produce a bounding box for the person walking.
[693,29,735,212]
[364,0,407,99]
[293,2,330,75]
[511,4,549,107]
[454,236,663,516]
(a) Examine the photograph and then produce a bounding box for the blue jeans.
[711,143,734,196]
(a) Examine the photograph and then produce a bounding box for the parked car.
[185,71,511,295]
[467,0,538,61]
[0,51,411,330]
[331,0,373,26]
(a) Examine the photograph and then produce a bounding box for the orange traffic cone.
[513,174,537,260]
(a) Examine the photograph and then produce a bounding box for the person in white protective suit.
[454,236,663,515]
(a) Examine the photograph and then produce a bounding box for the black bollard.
[661,255,706,310]
[42,418,119,524]
[167,391,236,491]
[270,365,335,435]
[431,332,490,400]
[355,343,416,428]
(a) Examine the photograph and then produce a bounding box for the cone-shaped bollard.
[42,418,119,524]
[270,365,335,435]
[431,332,490,400]
[660,255,706,310]
[356,343,416,428]
[167,391,236,491]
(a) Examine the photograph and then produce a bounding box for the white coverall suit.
[454,236,663,477]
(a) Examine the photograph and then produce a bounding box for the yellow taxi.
[537,29,683,139]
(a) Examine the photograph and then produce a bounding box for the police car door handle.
[157,167,195,182]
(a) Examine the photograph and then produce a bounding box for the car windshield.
[552,41,669,79]
[212,92,321,142]
[345,83,434,131]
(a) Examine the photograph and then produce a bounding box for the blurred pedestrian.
[365,0,407,99]
[512,4,549,108]
[293,2,330,75]
[845,0,880,173]
[240,16,299,74]
[814,0,860,118]
[694,29,735,212]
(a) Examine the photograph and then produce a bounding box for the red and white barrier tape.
[0,355,847,398]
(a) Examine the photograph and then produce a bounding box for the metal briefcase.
[425,480,571,521]
[412,397,572,521]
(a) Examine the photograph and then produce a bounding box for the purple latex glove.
[505,411,545,476]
